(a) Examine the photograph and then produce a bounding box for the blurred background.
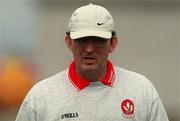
[0,0,179,121]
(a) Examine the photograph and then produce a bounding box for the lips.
[82,56,96,64]
[84,57,95,59]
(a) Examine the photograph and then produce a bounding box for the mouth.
[82,56,96,64]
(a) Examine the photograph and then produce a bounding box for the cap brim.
[70,30,112,39]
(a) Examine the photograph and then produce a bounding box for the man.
[16,3,169,121]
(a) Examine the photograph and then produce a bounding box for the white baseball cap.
[68,3,114,39]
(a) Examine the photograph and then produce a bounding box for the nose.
[84,41,95,53]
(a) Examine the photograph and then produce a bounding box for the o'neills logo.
[121,99,135,118]
[61,112,78,119]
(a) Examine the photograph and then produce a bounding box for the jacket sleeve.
[148,93,169,121]
[15,97,37,121]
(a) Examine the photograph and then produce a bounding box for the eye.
[74,38,87,43]
[73,37,108,48]
[93,37,108,44]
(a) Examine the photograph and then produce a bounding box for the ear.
[65,35,73,52]
[109,35,118,53]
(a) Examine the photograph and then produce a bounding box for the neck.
[76,66,107,82]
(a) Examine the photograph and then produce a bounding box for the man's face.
[68,36,114,73]
[72,37,110,71]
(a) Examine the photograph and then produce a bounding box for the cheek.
[72,48,82,59]
[106,42,113,52]
[96,48,109,59]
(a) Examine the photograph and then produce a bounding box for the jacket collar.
[68,60,115,91]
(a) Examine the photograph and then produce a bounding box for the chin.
[81,64,98,72]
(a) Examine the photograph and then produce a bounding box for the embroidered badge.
[121,99,135,118]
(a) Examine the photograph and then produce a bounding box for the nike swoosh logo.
[97,22,104,25]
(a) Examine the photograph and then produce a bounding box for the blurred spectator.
[0,56,37,109]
